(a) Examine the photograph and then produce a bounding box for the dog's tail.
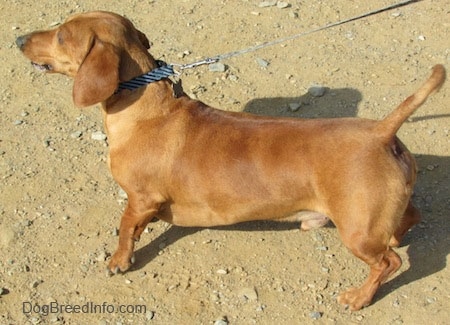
[376,64,446,140]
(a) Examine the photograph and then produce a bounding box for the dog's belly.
[157,194,324,228]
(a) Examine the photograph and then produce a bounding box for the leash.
[117,0,421,92]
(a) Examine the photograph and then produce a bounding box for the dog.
[16,11,445,310]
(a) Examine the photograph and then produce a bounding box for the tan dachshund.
[16,11,445,310]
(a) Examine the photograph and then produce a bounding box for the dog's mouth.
[32,62,53,72]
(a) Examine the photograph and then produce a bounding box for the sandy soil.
[1,0,449,324]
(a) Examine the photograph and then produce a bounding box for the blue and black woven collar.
[115,60,176,93]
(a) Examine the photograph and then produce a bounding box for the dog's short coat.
[16,11,445,310]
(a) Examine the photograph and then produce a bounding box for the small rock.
[216,269,228,275]
[70,131,83,139]
[309,311,322,320]
[125,279,132,284]
[13,120,24,125]
[209,63,227,72]
[146,310,155,320]
[256,304,266,312]
[91,131,107,141]
[238,287,258,301]
[214,317,228,325]
[354,315,364,322]
[417,35,426,41]
[258,1,277,7]
[256,58,270,68]
[118,188,128,199]
[0,288,4,295]
[30,280,41,289]
[288,103,301,112]
[308,85,326,97]
[289,11,299,18]
[96,251,107,262]
[277,2,290,9]
[426,296,436,304]
[177,50,191,58]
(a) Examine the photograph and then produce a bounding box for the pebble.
[289,11,298,18]
[13,120,24,125]
[258,1,277,7]
[96,251,107,262]
[91,131,107,141]
[216,269,228,275]
[426,296,436,304]
[146,310,155,320]
[392,298,400,307]
[30,279,41,289]
[308,85,326,97]
[238,287,258,301]
[0,288,4,295]
[256,58,270,68]
[209,63,227,72]
[277,1,290,9]
[70,131,83,139]
[118,188,128,199]
[288,102,301,112]
[214,317,228,325]
[256,304,266,312]
[309,311,322,320]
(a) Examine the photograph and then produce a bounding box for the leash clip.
[172,57,219,75]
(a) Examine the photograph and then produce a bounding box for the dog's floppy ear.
[73,38,119,107]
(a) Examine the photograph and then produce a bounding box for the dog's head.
[16,11,153,107]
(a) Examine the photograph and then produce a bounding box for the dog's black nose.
[16,35,28,49]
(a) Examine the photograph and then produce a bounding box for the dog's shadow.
[133,87,449,303]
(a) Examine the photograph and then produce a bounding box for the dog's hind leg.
[333,202,403,310]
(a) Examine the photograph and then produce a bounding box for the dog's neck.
[101,50,186,145]
[104,49,175,111]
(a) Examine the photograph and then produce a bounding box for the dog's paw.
[337,288,371,311]
[106,251,135,276]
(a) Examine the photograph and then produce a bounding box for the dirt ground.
[1,0,449,324]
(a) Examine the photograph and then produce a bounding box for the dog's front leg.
[108,203,159,274]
